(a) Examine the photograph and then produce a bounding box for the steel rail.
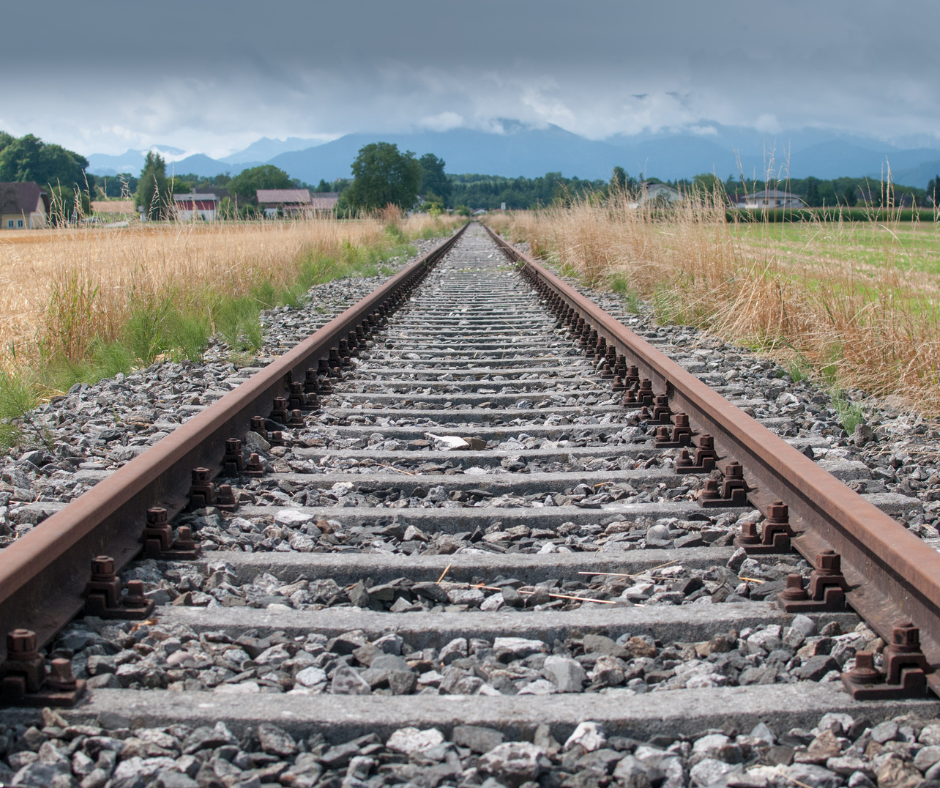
[484,223,940,695]
[0,223,469,661]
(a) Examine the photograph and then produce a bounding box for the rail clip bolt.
[842,621,929,699]
[287,409,306,428]
[0,628,86,707]
[777,574,809,603]
[698,479,721,501]
[222,439,245,477]
[173,526,198,553]
[779,551,849,612]
[216,483,238,513]
[738,500,795,554]
[735,521,762,547]
[123,580,148,608]
[91,556,116,580]
[304,368,321,395]
[250,416,268,440]
[46,659,78,691]
[142,507,174,558]
[270,397,290,424]
[8,629,38,659]
[85,556,154,619]
[612,375,625,392]
[188,467,215,510]
[246,452,265,477]
[845,652,882,685]
[269,430,286,447]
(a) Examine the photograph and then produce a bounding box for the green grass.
[0,233,426,449]
[729,221,940,276]
[609,273,643,313]
[830,389,866,434]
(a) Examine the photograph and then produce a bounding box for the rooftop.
[257,189,311,204]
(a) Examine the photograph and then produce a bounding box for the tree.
[692,173,722,194]
[226,165,293,204]
[929,175,940,206]
[418,153,451,204]
[804,177,821,207]
[610,166,628,193]
[135,152,170,219]
[843,185,858,207]
[0,134,88,189]
[344,143,422,211]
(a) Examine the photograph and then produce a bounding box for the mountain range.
[86,123,940,189]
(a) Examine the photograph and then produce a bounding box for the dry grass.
[488,192,940,416]
[0,212,459,368]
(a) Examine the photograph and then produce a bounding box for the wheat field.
[0,213,458,367]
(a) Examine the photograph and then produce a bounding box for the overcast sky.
[3,0,937,157]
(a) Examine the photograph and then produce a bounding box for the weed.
[830,390,866,434]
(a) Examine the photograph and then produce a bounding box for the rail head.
[483,222,940,691]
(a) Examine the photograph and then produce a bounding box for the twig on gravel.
[436,564,452,584]
[578,560,679,579]
[439,580,616,605]
[376,463,417,476]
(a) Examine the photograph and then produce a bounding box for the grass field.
[488,196,940,418]
[0,212,461,443]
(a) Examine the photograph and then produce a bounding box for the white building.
[743,189,807,209]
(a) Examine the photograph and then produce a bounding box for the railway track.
[2,222,940,788]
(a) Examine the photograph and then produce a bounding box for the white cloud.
[419,112,465,132]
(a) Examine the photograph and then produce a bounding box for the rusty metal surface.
[0,223,468,660]
[484,223,940,694]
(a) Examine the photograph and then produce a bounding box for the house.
[743,189,807,209]
[309,192,339,213]
[173,193,219,221]
[639,182,684,204]
[256,189,313,218]
[0,182,50,229]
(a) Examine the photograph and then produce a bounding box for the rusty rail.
[0,223,468,661]
[484,223,940,696]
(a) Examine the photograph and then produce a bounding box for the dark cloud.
[2,0,938,155]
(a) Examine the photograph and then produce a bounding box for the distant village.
[3,179,923,231]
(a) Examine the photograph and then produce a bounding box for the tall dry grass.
[488,191,940,416]
[0,212,457,369]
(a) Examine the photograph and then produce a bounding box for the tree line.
[4,129,939,221]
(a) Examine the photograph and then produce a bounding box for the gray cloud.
[1,0,937,156]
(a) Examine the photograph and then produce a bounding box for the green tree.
[418,153,451,204]
[805,177,821,207]
[0,134,88,189]
[610,166,628,192]
[345,143,422,211]
[929,175,940,206]
[226,165,293,204]
[0,131,14,153]
[843,185,858,207]
[692,173,722,194]
[135,152,170,219]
